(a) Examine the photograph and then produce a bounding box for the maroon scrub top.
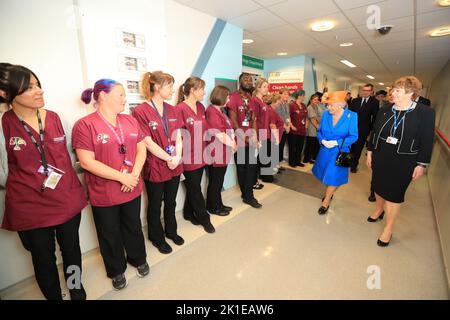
[72,112,144,207]
[132,101,183,183]
[205,105,233,167]
[1,109,87,232]
[289,101,308,136]
[176,101,208,172]
[251,96,271,141]
[269,107,284,142]
[226,91,256,147]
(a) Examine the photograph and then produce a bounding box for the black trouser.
[303,136,319,162]
[350,131,369,169]
[206,165,228,211]
[145,176,180,245]
[18,213,82,300]
[259,139,278,182]
[288,133,306,166]
[183,166,211,225]
[234,146,259,201]
[279,132,288,162]
[92,196,146,279]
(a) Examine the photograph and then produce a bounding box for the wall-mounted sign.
[268,82,303,94]
[268,68,304,94]
[242,55,264,70]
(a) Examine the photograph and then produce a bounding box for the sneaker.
[166,234,185,245]
[152,241,173,254]
[136,262,150,278]
[202,222,216,233]
[243,198,262,208]
[112,273,128,290]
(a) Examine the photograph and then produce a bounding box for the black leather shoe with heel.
[367,211,385,222]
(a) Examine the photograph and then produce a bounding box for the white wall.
[0,0,228,291]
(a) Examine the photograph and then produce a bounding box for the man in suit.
[349,84,379,173]
[414,94,431,106]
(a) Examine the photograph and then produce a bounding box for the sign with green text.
[242,55,264,70]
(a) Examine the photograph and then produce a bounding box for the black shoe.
[318,205,329,215]
[202,222,215,233]
[208,208,229,216]
[297,163,305,167]
[350,167,358,173]
[261,177,278,183]
[377,235,392,247]
[112,273,128,290]
[253,182,264,190]
[309,160,315,164]
[221,205,233,212]
[69,284,87,300]
[367,211,384,223]
[152,241,172,254]
[243,198,262,208]
[368,192,376,202]
[166,234,185,245]
[289,164,297,168]
[136,262,150,278]
[184,216,200,226]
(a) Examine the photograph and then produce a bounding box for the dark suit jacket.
[349,96,379,137]
[367,103,435,164]
[416,96,431,106]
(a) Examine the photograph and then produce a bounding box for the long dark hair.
[0,64,42,105]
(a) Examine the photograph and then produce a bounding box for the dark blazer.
[367,103,435,164]
[416,96,431,106]
[348,96,379,136]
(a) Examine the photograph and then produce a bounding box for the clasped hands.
[321,139,339,149]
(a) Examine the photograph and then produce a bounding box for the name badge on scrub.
[120,160,134,173]
[166,145,175,155]
[386,136,398,145]
[38,164,65,190]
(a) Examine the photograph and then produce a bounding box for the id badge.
[386,136,398,145]
[166,145,175,155]
[120,160,134,173]
[242,120,250,127]
[43,171,63,190]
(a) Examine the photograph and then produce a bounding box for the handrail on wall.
[436,128,450,151]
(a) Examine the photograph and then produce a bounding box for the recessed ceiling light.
[378,82,384,85]
[311,21,335,32]
[243,39,254,44]
[277,52,288,56]
[366,75,375,79]
[429,26,450,37]
[340,60,356,68]
[438,0,450,6]
[339,42,353,47]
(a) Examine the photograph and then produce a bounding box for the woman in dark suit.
[366,76,435,247]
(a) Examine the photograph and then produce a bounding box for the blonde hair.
[393,76,422,97]
[278,87,290,95]
[271,93,282,105]
[141,71,174,100]
[252,77,268,97]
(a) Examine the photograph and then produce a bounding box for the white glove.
[321,140,338,148]
[329,140,338,147]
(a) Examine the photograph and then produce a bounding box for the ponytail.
[81,88,94,104]
[81,79,119,104]
[177,84,185,104]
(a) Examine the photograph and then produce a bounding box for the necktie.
[361,98,367,107]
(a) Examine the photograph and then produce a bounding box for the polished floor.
[2,157,449,300]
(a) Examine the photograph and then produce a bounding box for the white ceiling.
[174,0,450,87]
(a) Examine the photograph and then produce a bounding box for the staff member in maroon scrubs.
[288,90,308,167]
[0,64,87,300]
[205,85,236,216]
[132,71,184,255]
[176,76,215,233]
[227,73,261,208]
[73,79,149,291]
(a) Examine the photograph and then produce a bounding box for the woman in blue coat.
[312,91,358,214]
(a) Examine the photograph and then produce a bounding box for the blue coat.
[312,109,358,187]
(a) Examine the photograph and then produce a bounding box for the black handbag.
[335,138,355,168]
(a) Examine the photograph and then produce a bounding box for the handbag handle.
[338,137,346,152]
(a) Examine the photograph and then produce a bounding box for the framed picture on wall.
[121,79,141,97]
[116,30,145,50]
[118,55,147,73]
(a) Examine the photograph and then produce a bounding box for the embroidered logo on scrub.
[149,121,158,130]
[96,133,110,144]
[130,133,138,138]
[186,117,194,125]
[9,137,27,151]
[53,135,66,143]
[238,106,244,112]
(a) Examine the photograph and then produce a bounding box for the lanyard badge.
[149,100,174,155]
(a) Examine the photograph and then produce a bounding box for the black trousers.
[145,176,180,245]
[279,132,288,162]
[18,213,82,300]
[288,134,306,166]
[234,146,259,201]
[92,196,146,279]
[350,132,369,169]
[259,139,278,182]
[303,136,320,162]
[183,166,211,224]
[206,165,228,211]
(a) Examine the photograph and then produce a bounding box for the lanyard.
[97,111,127,155]
[392,102,414,136]
[18,110,48,191]
[149,100,171,143]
